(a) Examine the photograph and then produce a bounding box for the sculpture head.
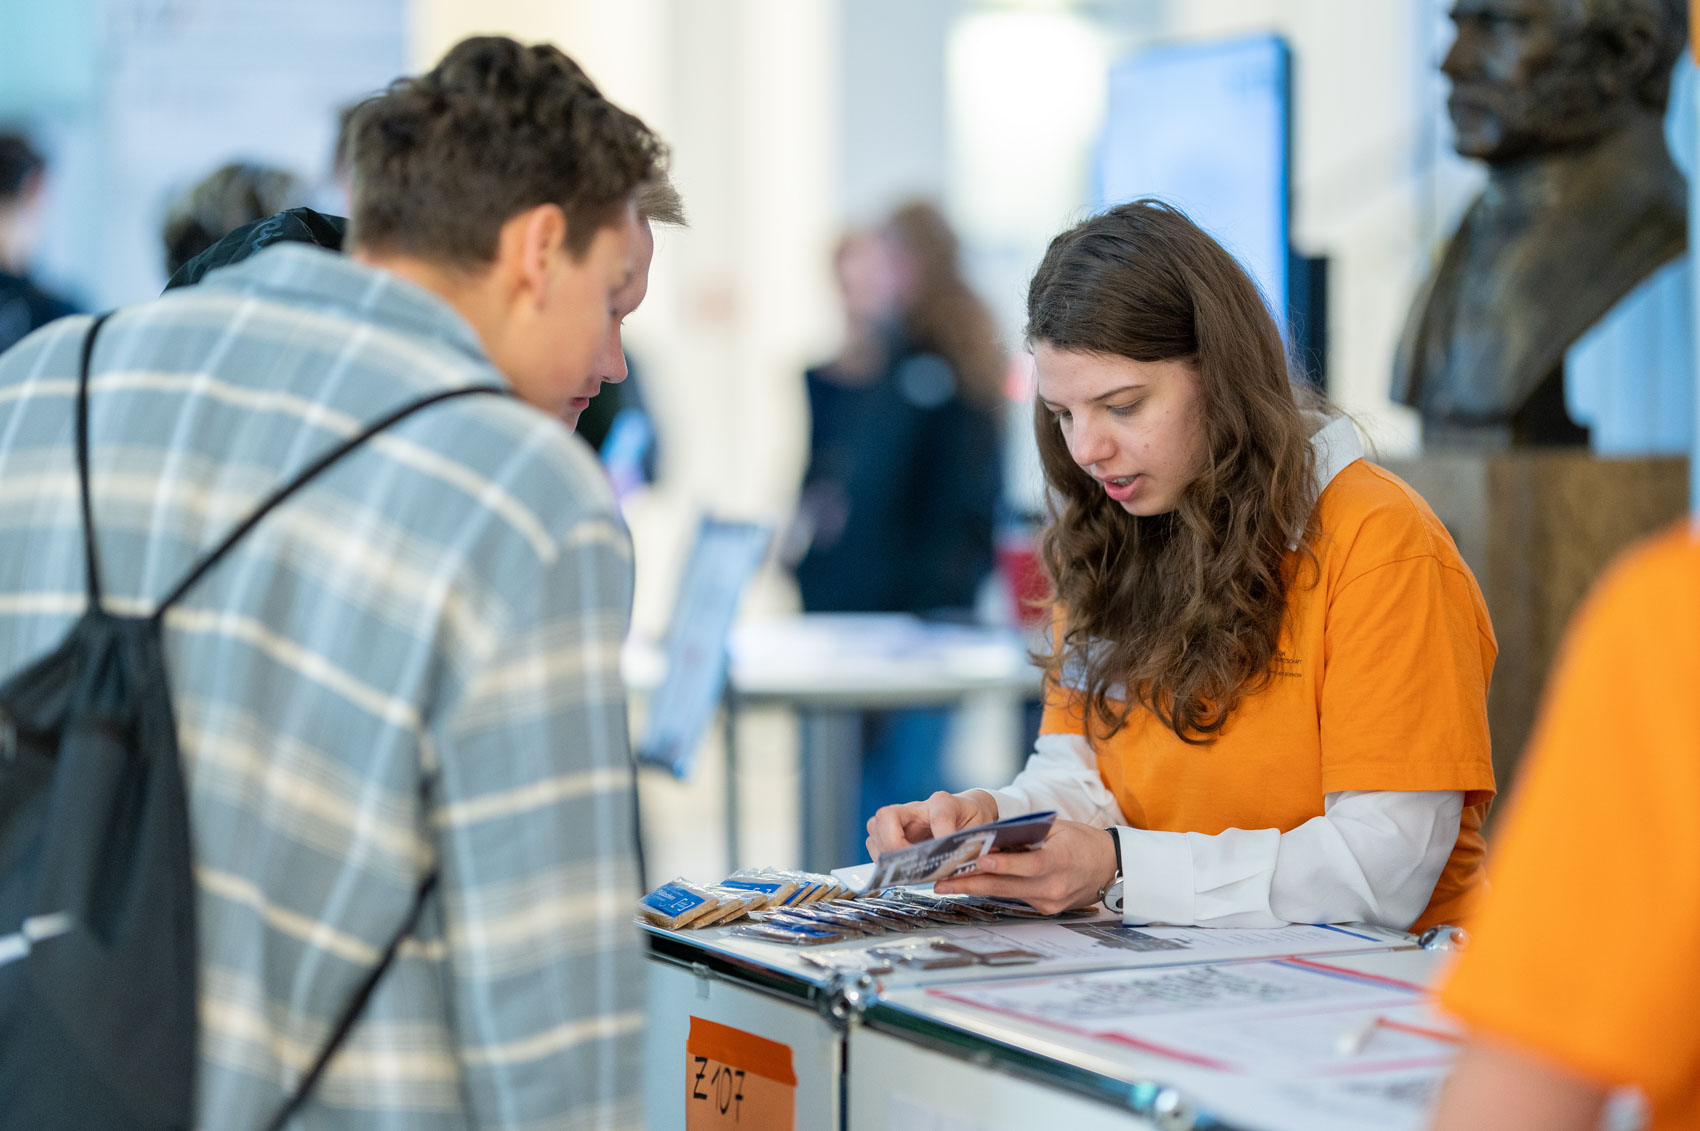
[1442,0,1686,164]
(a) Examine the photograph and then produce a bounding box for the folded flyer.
[834,810,1056,893]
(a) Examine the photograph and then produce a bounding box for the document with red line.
[928,957,1460,1078]
[921,952,1480,1131]
[933,921,1407,969]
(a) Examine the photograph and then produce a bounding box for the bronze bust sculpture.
[1393,0,1688,446]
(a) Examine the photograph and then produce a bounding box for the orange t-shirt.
[1440,524,1700,1130]
[1040,459,1498,933]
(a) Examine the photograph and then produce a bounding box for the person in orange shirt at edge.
[866,199,1497,935]
[1430,523,1700,1131]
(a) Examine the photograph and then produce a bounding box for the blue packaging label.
[641,882,708,918]
[722,880,784,895]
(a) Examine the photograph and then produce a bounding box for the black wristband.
[1104,827,1123,876]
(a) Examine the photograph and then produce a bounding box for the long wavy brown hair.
[1027,200,1322,743]
[885,200,1007,408]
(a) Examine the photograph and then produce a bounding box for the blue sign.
[1095,34,1292,326]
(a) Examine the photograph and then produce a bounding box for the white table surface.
[626,613,1044,708]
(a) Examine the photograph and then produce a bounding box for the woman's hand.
[933,819,1118,915]
[865,789,1000,859]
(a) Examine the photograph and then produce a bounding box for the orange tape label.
[686,1017,796,1130]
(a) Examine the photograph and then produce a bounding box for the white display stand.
[849,1028,1169,1131]
[857,950,1449,1131]
[644,918,1444,1131]
[644,957,844,1130]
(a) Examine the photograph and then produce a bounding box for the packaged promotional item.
[637,880,724,929]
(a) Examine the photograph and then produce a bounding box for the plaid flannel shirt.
[0,245,642,1130]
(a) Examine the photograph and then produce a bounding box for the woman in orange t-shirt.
[866,201,1497,932]
[1432,526,1700,1131]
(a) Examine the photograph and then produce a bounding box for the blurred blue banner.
[1095,34,1291,326]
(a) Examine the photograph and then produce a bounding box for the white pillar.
[402,0,839,569]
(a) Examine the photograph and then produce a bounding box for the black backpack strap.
[263,872,440,1131]
[151,383,506,620]
[75,311,119,612]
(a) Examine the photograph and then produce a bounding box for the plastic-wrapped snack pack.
[692,887,767,927]
[636,870,1100,936]
[637,880,724,929]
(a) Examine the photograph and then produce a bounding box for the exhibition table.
[642,913,1454,1131]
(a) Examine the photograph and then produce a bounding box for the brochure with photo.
[833,811,1057,893]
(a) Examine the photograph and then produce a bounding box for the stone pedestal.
[1380,453,1688,809]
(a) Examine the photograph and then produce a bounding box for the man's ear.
[500,203,568,310]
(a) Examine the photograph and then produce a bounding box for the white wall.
[409,0,1483,591]
[6,0,1513,501]
[12,0,1480,571]
[412,0,840,637]
[409,0,846,876]
[836,0,964,225]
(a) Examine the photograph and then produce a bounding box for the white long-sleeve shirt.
[989,733,1462,931]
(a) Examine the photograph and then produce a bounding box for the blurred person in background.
[793,199,1006,852]
[0,36,663,1128]
[796,202,1005,615]
[163,203,347,291]
[1432,523,1700,1131]
[0,131,78,354]
[159,160,308,278]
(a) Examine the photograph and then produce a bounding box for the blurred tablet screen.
[637,518,772,777]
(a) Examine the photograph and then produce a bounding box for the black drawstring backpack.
[0,311,501,1129]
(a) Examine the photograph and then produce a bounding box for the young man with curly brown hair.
[0,36,666,1129]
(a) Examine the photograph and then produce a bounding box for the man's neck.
[350,247,503,342]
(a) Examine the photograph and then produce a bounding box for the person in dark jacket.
[797,202,1005,615]
[163,205,346,291]
[160,162,309,278]
[0,132,78,354]
[795,201,1007,848]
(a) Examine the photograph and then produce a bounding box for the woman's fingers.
[934,869,1073,913]
[935,848,1060,909]
[924,791,974,838]
[961,847,1047,877]
[934,821,1117,915]
[865,800,935,857]
[864,805,909,858]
